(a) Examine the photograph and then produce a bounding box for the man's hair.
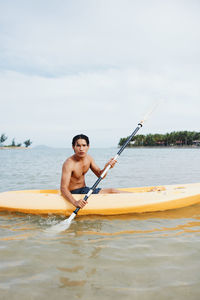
[72,134,90,146]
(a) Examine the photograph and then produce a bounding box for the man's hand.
[107,158,117,168]
[75,199,88,209]
[100,158,117,179]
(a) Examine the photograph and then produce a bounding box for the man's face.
[73,139,89,158]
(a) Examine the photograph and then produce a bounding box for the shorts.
[71,186,101,194]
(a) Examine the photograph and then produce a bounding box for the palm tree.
[145,134,156,146]
[0,133,8,145]
[24,139,32,148]
[118,131,200,147]
[11,138,16,147]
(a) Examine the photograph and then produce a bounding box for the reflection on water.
[57,266,84,272]
[1,148,200,299]
[0,208,200,299]
[59,277,86,288]
[1,202,200,240]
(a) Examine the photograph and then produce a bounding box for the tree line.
[118,131,200,147]
[0,134,32,148]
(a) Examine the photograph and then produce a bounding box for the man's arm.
[60,161,87,209]
[90,156,117,178]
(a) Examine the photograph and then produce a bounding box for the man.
[60,134,122,209]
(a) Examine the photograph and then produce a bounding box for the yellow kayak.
[0,183,200,216]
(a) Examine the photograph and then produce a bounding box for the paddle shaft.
[73,122,143,215]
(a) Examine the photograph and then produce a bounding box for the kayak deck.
[0,183,200,216]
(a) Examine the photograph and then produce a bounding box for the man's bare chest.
[72,162,90,179]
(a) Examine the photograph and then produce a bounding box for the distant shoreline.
[124,145,200,149]
[0,146,28,150]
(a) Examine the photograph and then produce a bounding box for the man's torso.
[68,155,91,190]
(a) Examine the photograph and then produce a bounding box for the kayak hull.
[0,183,200,216]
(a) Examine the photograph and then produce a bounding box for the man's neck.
[73,154,87,161]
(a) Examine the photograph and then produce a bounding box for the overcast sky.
[1,0,199,147]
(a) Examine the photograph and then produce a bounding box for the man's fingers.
[78,199,88,208]
[109,159,117,168]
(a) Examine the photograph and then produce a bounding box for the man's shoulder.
[62,156,75,168]
[85,154,94,164]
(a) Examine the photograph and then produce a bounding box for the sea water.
[0,147,200,299]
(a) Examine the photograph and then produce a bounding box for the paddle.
[49,103,159,232]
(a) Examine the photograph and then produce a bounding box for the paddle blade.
[45,212,76,233]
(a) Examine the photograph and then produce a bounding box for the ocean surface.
[0,147,200,299]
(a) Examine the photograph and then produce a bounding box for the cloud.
[1,0,200,75]
[1,66,199,146]
[0,0,200,146]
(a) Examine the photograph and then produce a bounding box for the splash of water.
[45,213,76,234]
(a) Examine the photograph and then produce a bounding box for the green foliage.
[118,131,200,147]
[24,139,32,148]
[11,138,16,147]
[0,133,8,144]
[0,134,32,148]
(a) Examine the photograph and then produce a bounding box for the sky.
[1,0,200,147]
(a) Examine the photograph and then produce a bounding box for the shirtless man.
[60,134,121,209]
